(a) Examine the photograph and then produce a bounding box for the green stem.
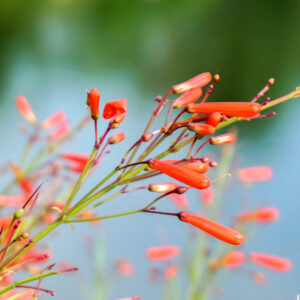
[61,147,97,215]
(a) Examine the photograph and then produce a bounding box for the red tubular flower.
[42,111,67,129]
[0,194,25,207]
[254,207,280,222]
[48,123,71,140]
[237,166,273,182]
[103,99,127,119]
[249,253,292,272]
[148,159,208,174]
[148,182,178,193]
[15,95,37,124]
[148,159,210,189]
[61,152,89,164]
[188,123,215,135]
[86,88,100,120]
[187,102,261,117]
[209,133,236,145]
[146,245,181,261]
[173,72,212,94]
[206,112,222,127]
[108,131,125,144]
[172,88,203,108]
[178,212,244,245]
[221,251,246,268]
[237,207,279,223]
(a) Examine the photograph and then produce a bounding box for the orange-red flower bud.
[178,212,244,245]
[237,207,279,223]
[86,88,100,120]
[221,251,246,268]
[103,99,127,119]
[148,182,178,193]
[188,123,215,135]
[61,152,89,164]
[111,112,126,128]
[173,72,212,94]
[146,245,181,261]
[148,159,210,189]
[148,159,208,174]
[48,123,71,140]
[42,111,66,129]
[249,253,292,272]
[209,133,236,145]
[187,102,261,117]
[237,166,273,182]
[15,95,37,124]
[172,88,203,108]
[108,131,125,144]
[206,112,222,127]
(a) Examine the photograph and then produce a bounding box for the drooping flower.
[237,207,279,223]
[0,194,25,207]
[48,123,71,141]
[61,152,90,164]
[178,212,244,245]
[148,159,210,189]
[249,253,292,272]
[41,111,67,129]
[173,72,212,94]
[237,166,273,182]
[147,159,208,174]
[86,88,100,120]
[188,123,215,135]
[146,245,181,261]
[206,112,223,127]
[221,251,246,268]
[103,99,127,119]
[15,95,37,124]
[172,88,203,108]
[187,102,261,118]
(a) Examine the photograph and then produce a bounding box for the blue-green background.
[0,1,299,299]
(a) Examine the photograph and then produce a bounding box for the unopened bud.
[175,186,190,194]
[142,133,154,142]
[14,208,24,219]
[210,133,236,145]
[148,182,178,193]
[268,78,275,85]
[209,161,218,167]
[108,132,125,144]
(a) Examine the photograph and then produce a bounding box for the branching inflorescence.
[0,71,299,298]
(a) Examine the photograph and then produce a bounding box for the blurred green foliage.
[0,0,299,98]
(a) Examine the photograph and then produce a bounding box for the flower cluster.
[0,71,298,298]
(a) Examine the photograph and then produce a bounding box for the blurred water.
[0,1,300,299]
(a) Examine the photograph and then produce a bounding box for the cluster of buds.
[0,70,298,298]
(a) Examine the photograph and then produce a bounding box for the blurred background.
[0,0,299,299]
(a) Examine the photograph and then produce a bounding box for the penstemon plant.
[0,72,299,299]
